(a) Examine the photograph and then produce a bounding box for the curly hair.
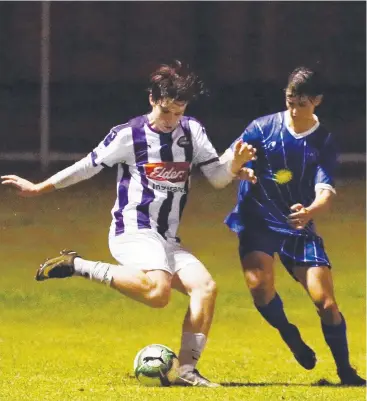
[148,60,207,103]
[286,66,324,98]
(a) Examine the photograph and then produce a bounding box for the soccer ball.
[133,344,179,386]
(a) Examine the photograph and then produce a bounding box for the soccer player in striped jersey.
[1,61,256,387]
[223,66,365,386]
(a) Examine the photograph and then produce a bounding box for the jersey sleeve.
[315,133,337,194]
[190,119,220,168]
[90,126,131,168]
[188,119,235,188]
[49,125,131,189]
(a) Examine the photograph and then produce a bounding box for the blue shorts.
[238,226,331,277]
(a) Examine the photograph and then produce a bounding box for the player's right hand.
[1,175,40,197]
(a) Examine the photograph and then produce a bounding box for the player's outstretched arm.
[1,154,104,197]
[1,175,55,197]
[199,141,257,189]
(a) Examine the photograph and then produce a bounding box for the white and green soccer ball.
[133,344,179,387]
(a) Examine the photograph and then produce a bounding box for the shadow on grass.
[220,379,347,387]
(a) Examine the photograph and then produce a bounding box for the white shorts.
[108,229,205,275]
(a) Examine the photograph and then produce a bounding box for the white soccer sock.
[178,332,207,373]
[74,257,113,285]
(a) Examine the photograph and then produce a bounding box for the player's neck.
[286,112,318,134]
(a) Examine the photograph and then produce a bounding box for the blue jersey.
[225,111,337,237]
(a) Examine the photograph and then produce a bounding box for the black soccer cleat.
[280,324,317,370]
[174,369,220,387]
[35,250,79,281]
[338,367,366,386]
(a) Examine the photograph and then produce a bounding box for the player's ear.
[313,95,323,107]
[149,94,155,107]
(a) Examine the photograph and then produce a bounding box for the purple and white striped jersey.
[49,115,235,241]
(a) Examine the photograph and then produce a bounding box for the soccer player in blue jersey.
[2,61,256,387]
[223,66,365,386]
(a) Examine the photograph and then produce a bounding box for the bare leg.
[171,263,217,372]
[241,251,275,306]
[40,253,173,308]
[292,266,366,384]
[172,264,217,336]
[293,266,341,325]
[110,267,172,308]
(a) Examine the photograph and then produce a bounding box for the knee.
[148,288,171,308]
[193,278,218,301]
[245,270,272,293]
[244,272,275,305]
[205,279,218,299]
[314,297,339,317]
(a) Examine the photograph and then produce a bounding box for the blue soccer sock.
[321,313,351,372]
[255,293,293,334]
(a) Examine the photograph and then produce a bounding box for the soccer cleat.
[174,369,220,387]
[35,250,79,281]
[338,367,366,386]
[280,324,317,370]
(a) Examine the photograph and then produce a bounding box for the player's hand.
[231,140,257,175]
[237,167,257,184]
[288,203,312,230]
[1,175,40,197]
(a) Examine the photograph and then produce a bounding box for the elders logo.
[144,162,190,183]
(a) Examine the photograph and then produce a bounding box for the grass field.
[0,170,365,401]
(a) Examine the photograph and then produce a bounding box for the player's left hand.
[237,167,257,184]
[288,203,311,230]
[231,140,257,175]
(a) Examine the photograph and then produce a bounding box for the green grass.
[0,173,365,400]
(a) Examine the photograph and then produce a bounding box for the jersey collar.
[283,110,320,139]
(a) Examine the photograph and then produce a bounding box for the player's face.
[285,93,322,120]
[149,96,187,133]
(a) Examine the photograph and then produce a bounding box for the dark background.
[0,1,365,155]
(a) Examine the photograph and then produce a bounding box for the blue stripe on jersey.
[132,122,155,229]
[157,133,174,238]
[114,163,132,235]
[179,117,193,220]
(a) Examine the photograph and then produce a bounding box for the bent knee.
[314,298,339,315]
[147,286,171,308]
[148,293,170,308]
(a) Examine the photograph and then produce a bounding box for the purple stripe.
[91,151,98,167]
[157,133,174,238]
[132,123,155,229]
[114,164,132,235]
[178,116,193,221]
[103,129,118,146]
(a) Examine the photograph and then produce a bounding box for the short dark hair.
[286,66,324,97]
[148,60,206,103]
